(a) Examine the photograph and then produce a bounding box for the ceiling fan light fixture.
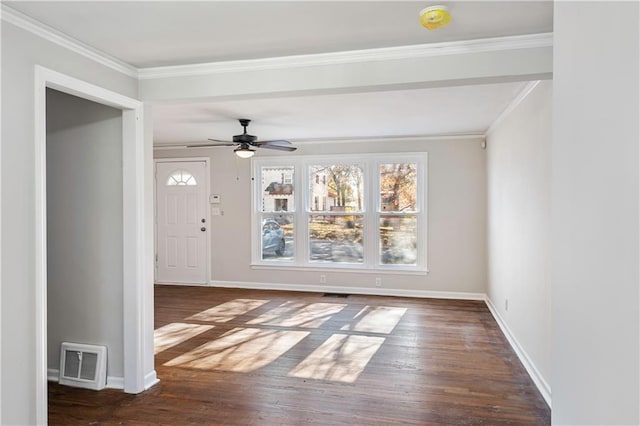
[419,5,451,30]
[234,145,256,159]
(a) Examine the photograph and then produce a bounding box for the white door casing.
[35,66,154,423]
[156,160,209,284]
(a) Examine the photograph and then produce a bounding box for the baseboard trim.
[144,370,160,390]
[106,376,124,390]
[47,368,124,390]
[484,297,552,407]
[47,368,59,383]
[208,280,485,301]
[156,281,208,287]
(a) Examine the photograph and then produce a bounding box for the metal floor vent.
[323,293,349,298]
[59,342,107,391]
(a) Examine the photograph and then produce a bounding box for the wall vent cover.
[59,342,107,391]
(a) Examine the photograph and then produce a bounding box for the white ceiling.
[6,1,553,145]
[153,82,527,145]
[7,1,552,68]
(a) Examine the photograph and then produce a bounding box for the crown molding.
[1,4,138,78]
[485,80,542,136]
[0,3,551,85]
[139,32,553,80]
[153,132,485,150]
[287,132,485,145]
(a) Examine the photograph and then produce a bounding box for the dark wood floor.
[49,285,550,425]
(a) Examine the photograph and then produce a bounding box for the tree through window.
[309,164,364,264]
[379,163,418,265]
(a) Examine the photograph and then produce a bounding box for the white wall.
[155,136,487,296]
[552,2,639,424]
[1,22,137,424]
[46,89,124,380]
[486,81,552,402]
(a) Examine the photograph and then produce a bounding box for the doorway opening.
[34,66,155,424]
[46,88,125,389]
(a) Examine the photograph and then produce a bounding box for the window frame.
[252,153,428,273]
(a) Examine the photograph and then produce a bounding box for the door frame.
[34,66,154,423]
[154,157,211,285]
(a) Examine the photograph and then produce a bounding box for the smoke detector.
[419,5,452,30]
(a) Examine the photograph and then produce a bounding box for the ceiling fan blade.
[207,139,237,146]
[259,143,297,152]
[255,139,293,146]
[187,141,237,148]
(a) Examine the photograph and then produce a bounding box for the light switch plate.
[210,194,221,204]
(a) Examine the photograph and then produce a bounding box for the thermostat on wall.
[210,194,221,204]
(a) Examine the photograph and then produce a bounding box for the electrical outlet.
[375,277,382,287]
[320,274,326,284]
[505,299,509,311]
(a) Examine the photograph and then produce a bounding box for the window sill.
[250,264,428,276]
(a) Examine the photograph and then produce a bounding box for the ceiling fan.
[188,118,297,158]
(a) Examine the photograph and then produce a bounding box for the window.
[252,154,427,271]
[308,163,364,265]
[259,166,295,261]
[379,163,418,265]
[166,170,197,186]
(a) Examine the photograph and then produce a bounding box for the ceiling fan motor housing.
[233,118,257,144]
[233,133,257,144]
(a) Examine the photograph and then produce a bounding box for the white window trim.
[251,153,428,273]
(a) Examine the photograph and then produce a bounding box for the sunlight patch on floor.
[164,327,309,372]
[187,298,269,322]
[341,306,407,334]
[247,301,347,328]
[288,334,385,383]
[154,322,215,354]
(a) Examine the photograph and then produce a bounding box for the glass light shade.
[235,146,256,158]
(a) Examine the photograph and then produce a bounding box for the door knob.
[200,227,206,232]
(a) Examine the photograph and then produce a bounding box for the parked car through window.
[262,219,285,257]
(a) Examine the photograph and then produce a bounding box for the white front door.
[156,160,208,284]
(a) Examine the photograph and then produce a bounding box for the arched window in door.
[166,170,197,186]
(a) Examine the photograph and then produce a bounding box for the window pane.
[262,167,294,212]
[261,214,294,261]
[309,164,364,212]
[379,163,417,212]
[166,170,197,186]
[380,215,417,265]
[309,215,363,264]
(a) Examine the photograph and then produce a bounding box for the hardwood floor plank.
[49,285,550,425]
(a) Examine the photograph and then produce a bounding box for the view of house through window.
[260,166,295,261]
[253,154,426,270]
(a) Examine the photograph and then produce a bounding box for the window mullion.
[298,159,309,266]
[365,159,378,268]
